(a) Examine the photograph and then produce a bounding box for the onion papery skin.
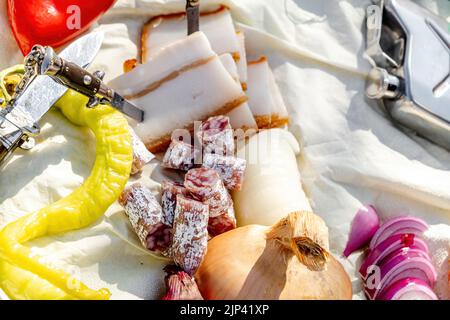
[369,217,428,250]
[195,225,352,300]
[364,248,437,300]
[359,234,429,279]
[378,277,438,300]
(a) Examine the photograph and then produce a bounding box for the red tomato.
[7,0,115,55]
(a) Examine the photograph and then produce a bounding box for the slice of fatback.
[267,64,289,128]
[235,31,248,89]
[246,56,289,129]
[109,32,247,153]
[142,6,247,87]
[219,54,257,131]
[246,57,272,129]
[142,6,240,63]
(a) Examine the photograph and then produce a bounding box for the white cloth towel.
[0,0,449,299]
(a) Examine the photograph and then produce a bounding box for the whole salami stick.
[119,183,172,254]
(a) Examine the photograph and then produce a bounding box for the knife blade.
[110,92,144,122]
[2,32,104,132]
[186,0,200,35]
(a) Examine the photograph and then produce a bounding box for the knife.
[186,0,200,35]
[0,32,104,166]
[38,47,145,122]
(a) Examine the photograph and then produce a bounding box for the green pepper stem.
[0,64,25,104]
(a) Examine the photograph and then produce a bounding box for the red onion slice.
[359,233,429,279]
[343,205,380,257]
[378,277,438,300]
[369,216,428,250]
[364,248,437,300]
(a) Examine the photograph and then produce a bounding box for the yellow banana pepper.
[0,69,133,300]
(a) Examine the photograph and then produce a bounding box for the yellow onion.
[195,211,352,299]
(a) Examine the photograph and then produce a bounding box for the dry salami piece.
[208,205,237,236]
[161,180,191,226]
[119,183,172,254]
[162,265,203,300]
[171,194,209,275]
[197,115,235,156]
[162,140,200,171]
[184,168,232,217]
[202,153,246,190]
[130,128,155,175]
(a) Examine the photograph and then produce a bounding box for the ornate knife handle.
[39,47,113,107]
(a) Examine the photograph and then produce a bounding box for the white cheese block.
[233,129,312,226]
